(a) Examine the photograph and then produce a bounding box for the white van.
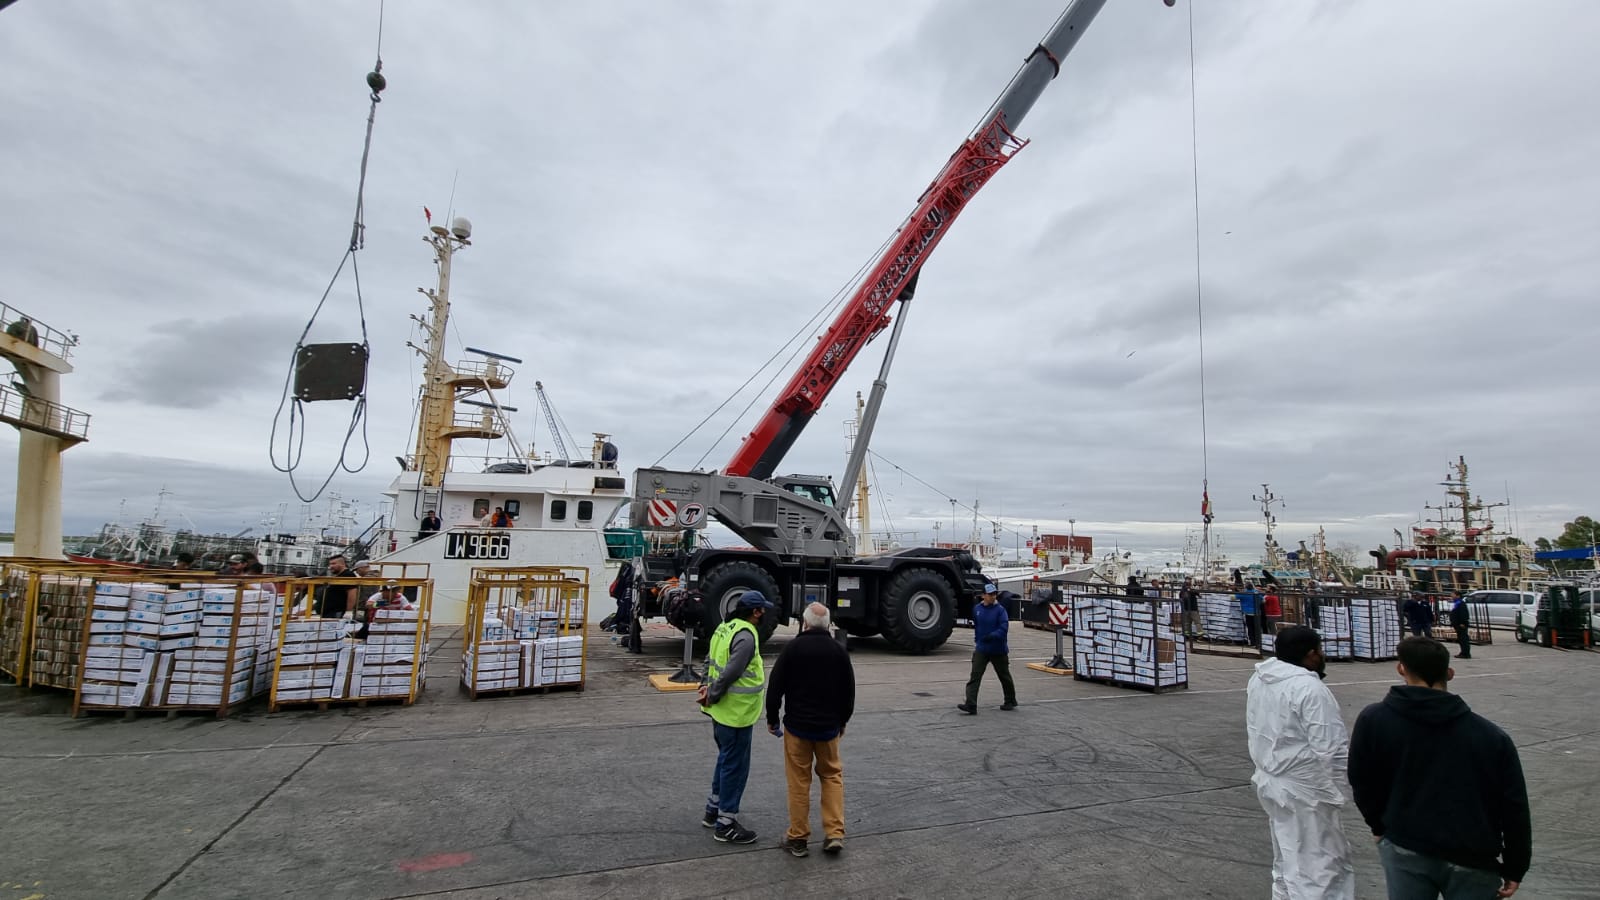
[1462,590,1539,627]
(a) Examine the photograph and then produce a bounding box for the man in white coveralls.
[1246,625,1356,899]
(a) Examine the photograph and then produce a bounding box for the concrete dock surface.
[3,623,1596,899]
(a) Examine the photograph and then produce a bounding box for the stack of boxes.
[78,582,284,711]
[272,607,426,705]
[1350,596,1403,661]
[462,639,523,692]
[1,569,29,679]
[274,620,346,701]
[1198,592,1246,643]
[532,635,584,686]
[1072,595,1187,690]
[357,608,425,699]
[1313,600,1354,660]
[81,582,150,706]
[31,575,95,688]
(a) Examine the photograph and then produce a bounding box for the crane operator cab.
[775,475,837,507]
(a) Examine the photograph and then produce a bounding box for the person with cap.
[1246,625,1356,899]
[1347,636,1530,899]
[958,580,1017,714]
[366,580,414,612]
[1447,591,1472,659]
[697,589,775,844]
[218,553,248,576]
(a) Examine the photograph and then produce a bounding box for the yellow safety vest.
[704,617,764,727]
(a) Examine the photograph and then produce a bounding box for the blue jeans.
[707,721,753,816]
[1379,838,1503,900]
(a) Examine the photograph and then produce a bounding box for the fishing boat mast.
[404,217,510,490]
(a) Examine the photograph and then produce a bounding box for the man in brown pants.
[766,602,856,857]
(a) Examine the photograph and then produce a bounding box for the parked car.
[1462,590,1540,627]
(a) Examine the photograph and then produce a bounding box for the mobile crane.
[629,0,1145,653]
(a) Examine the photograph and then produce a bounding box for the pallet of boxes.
[270,571,432,711]
[1071,593,1188,693]
[460,567,588,699]
[75,578,284,716]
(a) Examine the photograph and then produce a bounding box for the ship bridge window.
[504,499,521,519]
[472,499,491,519]
[578,500,593,522]
[551,500,568,522]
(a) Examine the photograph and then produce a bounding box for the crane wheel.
[879,567,956,654]
[698,560,783,645]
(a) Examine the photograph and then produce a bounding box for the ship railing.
[451,357,515,384]
[425,452,620,473]
[0,300,77,361]
[0,383,91,442]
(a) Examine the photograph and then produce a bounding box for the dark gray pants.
[964,651,1016,706]
[1379,838,1502,900]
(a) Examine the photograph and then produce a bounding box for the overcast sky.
[2,0,1596,566]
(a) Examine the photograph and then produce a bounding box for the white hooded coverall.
[1245,657,1356,900]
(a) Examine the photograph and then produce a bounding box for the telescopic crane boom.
[725,0,1113,481]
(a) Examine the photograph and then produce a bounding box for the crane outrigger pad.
[293,343,368,401]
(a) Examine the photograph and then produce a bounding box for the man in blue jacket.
[958,581,1017,714]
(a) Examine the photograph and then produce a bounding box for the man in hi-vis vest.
[698,590,776,844]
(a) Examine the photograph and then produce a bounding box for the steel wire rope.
[652,229,898,469]
[268,3,386,503]
[671,10,1055,474]
[1186,0,1213,523]
[867,449,1034,548]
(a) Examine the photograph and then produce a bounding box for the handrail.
[0,300,76,361]
[0,382,90,441]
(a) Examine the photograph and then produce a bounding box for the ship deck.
[3,623,1596,899]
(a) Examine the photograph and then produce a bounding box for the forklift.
[1515,585,1596,650]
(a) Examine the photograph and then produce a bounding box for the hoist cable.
[1185,0,1213,521]
[267,2,385,503]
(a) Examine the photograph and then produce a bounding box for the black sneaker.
[783,837,809,857]
[702,808,718,828]
[1000,702,1018,711]
[714,819,757,844]
[823,837,844,855]
[957,703,977,715]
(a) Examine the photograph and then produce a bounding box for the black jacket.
[1449,600,1470,627]
[765,628,855,738]
[1348,685,1532,881]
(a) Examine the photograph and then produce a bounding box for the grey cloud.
[101,315,304,409]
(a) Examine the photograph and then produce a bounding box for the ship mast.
[405,217,509,488]
[1253,484,1285,568]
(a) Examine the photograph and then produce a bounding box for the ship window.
[551,500,568,522]
[504,499,521,518]
[472,498,491,519]
[577,500,594,521]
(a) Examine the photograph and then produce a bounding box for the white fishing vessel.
[369,217,628,623]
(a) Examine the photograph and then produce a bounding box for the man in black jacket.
[1348,637,1531,899]
[766,602,855,858]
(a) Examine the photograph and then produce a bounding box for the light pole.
[1069,518,1076,561]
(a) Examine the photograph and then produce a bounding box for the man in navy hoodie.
[1348,636,1531,899]
[957,581,1017,714]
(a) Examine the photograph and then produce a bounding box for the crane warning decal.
[678,503,707,528]
[647,499,678,527]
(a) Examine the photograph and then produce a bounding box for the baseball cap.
[735,590,776,610]
[383,580,400,589]
[227,554,246,563]
[983,582,998,594]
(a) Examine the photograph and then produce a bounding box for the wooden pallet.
[1024,662,1073,676]
[268,693,418,713]
[1073,672,1187,694]
[460,680,584,701]
[73,703,243,720]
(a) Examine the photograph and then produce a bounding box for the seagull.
[1125,350,1137,358]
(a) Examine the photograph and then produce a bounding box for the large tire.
[878,567,956,654]
[1535,625,1551,648]
[698,560,782,644]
